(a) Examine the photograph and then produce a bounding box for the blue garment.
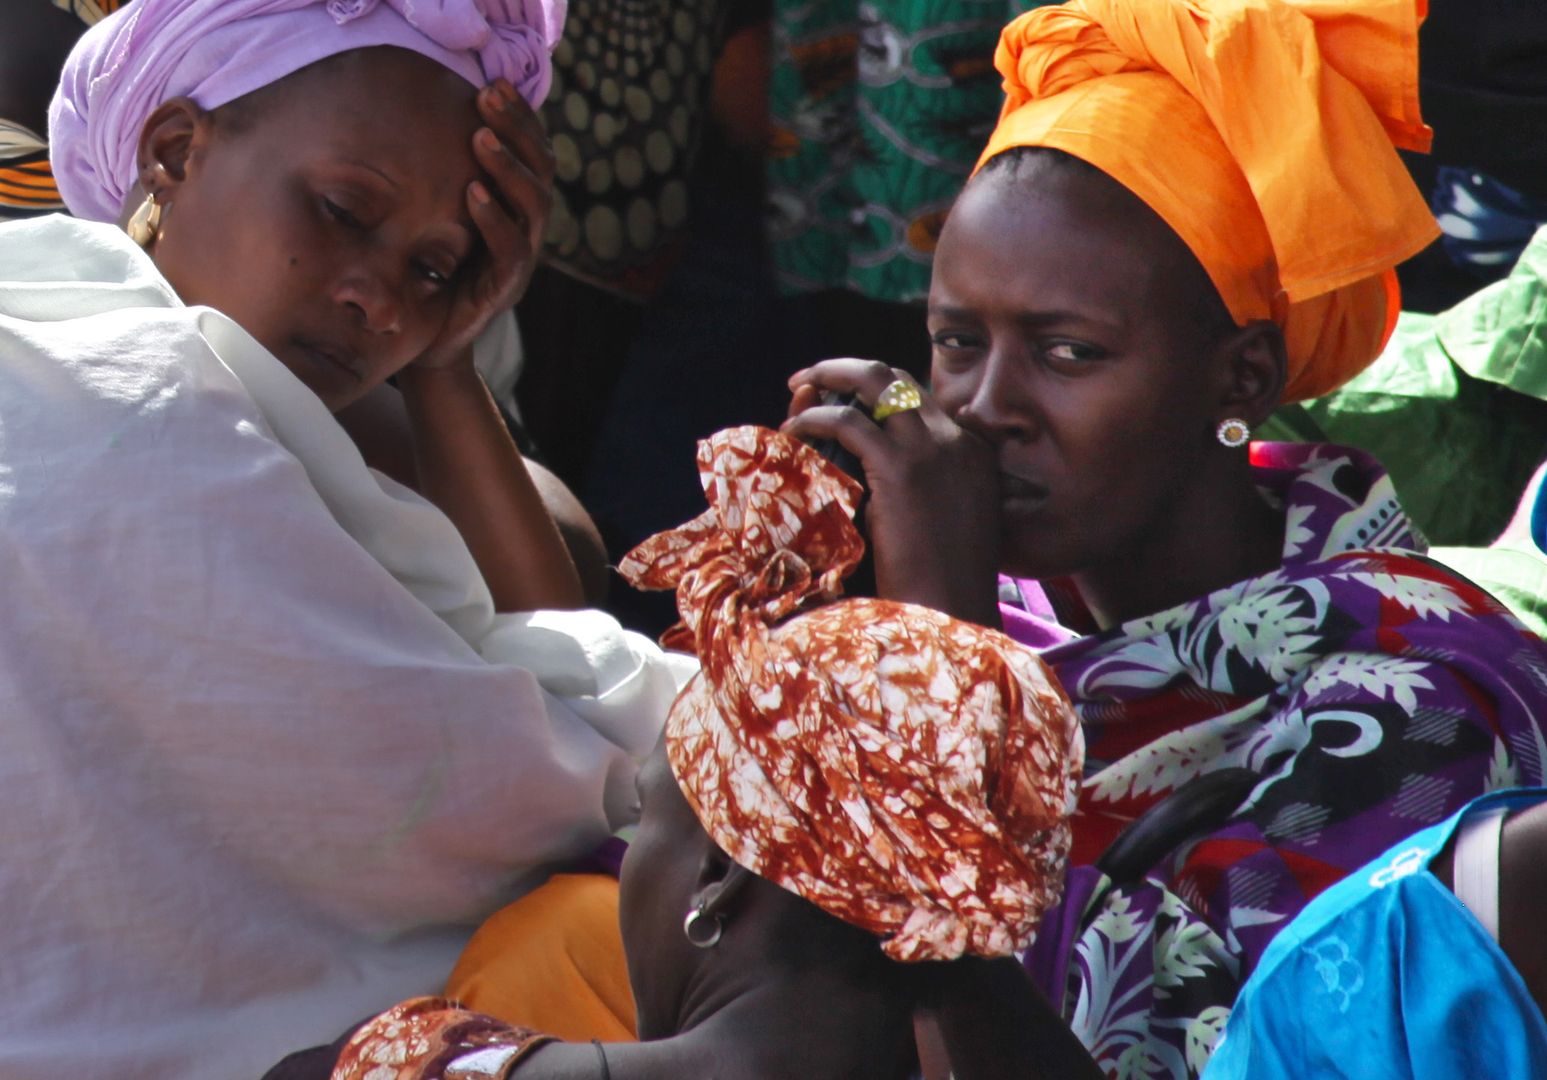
[1433,167,1547,280]
[1532,467,1546,555]
[1203,788,1547,1080]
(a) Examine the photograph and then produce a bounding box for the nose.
[333,264,403,337]
[953,350,1037,443]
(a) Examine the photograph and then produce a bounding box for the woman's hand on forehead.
[413,78,554,372]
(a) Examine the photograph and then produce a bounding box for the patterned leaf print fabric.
[621,425,1084,962]
[766,0,1054,303]
[1004,441,1547,1078]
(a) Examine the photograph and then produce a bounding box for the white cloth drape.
[0,215,690,1079]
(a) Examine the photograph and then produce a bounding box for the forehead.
[230,47,482,184]
[931,165,1213,330]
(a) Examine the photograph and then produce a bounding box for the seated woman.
[0,1,688,1076]
[1204,786,1547,1078]
[273,425,1094,1080]
[780,0,1547,1073]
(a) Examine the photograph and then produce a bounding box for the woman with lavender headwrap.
[0,2,689,1077]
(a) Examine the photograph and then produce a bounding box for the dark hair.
[209,49,383,138]
[976,144,1104,183]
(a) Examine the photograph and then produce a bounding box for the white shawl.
[0,216,688,1078]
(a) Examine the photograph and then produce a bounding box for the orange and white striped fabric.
[0,121,64,218]
[2,1,121,220]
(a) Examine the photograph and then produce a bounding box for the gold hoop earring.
[126,194,163,248]
[1216,418,1251,448]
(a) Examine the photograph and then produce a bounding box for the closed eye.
[321,196,364,229]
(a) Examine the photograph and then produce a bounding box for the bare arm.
[400,360,583,611]
[1435,798,1547,1022]
[337,378,592,611]
[390,80,582,611]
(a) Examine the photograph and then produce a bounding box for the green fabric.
[1261,226,1547,546]
[766,1,1052,304]
[1433,463,1547,638]
[1437,227,1547,400]
[1434,545,1547,638]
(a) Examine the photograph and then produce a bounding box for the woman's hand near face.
[415,78,553,372]
[394,80,581,613]
[782,359,1002,627]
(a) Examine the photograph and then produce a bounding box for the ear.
[132,97,209,203]
[1212,319,1287,428]
[689,848,755,922]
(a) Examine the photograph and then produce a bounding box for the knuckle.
[835,405,872,430]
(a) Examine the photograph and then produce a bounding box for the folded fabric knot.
[50,0,566,222]
[325,0,378,22]
[622,426,1083,962]
[981,0,1440,402]
[620,425,864,648]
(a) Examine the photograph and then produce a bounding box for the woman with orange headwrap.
[783,0,1547,1073]
[269,425,1094,1079]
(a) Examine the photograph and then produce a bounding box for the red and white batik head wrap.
[620,425,1083,962]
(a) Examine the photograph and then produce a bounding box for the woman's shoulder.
[0,214,176,303]
[0,215,303,440]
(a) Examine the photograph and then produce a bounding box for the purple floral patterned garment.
[1002,442,1547,1078]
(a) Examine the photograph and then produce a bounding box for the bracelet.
[592,1039,612,1080]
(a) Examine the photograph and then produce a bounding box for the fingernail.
[478,127,500,151]
[498,79,519,105]
[470,181,491,205]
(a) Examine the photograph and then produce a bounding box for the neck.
[665,963,915,1079]
[1072,456,1284,630]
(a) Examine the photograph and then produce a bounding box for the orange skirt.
[445,873,637,1042]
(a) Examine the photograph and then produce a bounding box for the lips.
[293,337,366,384]
[1000,473,1048,500]
[999,472,1049,515]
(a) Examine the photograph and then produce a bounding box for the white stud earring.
[126,193,163,248]
[1216,418,1250,448]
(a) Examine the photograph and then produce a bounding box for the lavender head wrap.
[48,0,565,222]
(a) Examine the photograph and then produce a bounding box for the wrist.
[398,352,482,398]
[401,342,477,382]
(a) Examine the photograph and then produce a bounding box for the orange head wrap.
[619,426,1082,962]
[978,0,1440,402]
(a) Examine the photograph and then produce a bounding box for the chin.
[998,529,1084,583]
